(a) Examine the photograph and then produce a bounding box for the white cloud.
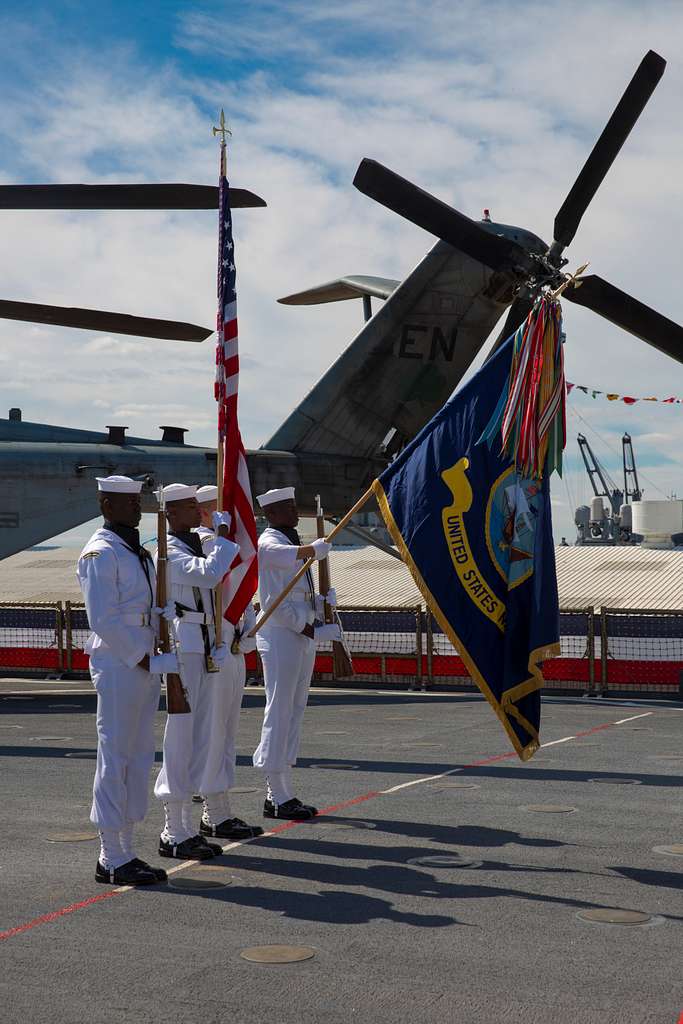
[1,1,682,545]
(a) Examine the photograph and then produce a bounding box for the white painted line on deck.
[612,712,654,725]
[381,768,464,794]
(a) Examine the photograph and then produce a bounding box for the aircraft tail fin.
[264,242,512,461]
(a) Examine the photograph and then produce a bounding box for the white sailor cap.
[96,475,142,494]
[257,486,296,508]
[196,485,218,504]
[154,483,197,504]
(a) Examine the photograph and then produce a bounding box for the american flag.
[215,141,258,624]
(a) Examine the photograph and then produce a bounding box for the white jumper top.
[76,527,157,669]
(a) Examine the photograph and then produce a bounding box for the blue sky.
[1,0,682,544]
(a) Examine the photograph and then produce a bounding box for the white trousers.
[253,629,316,773]
[154,652,237,802]
[208,652,246,794]
[89,651,161,830]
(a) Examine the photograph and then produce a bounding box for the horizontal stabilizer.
[278,276,399,306]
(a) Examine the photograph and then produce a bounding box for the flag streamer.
[480,295,566,480]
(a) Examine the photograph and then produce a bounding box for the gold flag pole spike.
[212,108,232,144]
[551,262,590,299]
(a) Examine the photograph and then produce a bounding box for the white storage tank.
[631,499,683,548]
[590,496,606,522]
[575,505,590,529]
[619,504,632,530]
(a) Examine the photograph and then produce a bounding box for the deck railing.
[0,601,681,698]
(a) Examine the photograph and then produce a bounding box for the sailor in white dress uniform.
[252,486,340,820]
[152,483,241,860]
[77,475,178,886]
[191,484,263,841]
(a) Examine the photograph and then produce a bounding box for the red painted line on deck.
[0,891,119,942]
[0,712,647,943]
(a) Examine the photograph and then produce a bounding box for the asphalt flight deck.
[0,682,681,1024]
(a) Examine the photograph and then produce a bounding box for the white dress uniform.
[195,526,255,804]
[153,530,238,816]
[252,525,317,783]
[77,526,160,834]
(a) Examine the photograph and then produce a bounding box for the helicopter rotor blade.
[553,50,666,251]
[564,274,683,364]
[0,183,266,209]
[353,159,529,272]
[0,299,213,342]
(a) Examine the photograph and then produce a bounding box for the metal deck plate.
[240,945,316,963]
[407,854,481,868]
[168,876,230,890]
[45,831,97,842]
[523,804,577,813]
[577,909,652,925]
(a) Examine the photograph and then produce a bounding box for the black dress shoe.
[190,834,223,857]
[263,798,317,821]
[130,858,167,883]
[200,817,264,840]
[291,797,319,816]
[95,859,157,886]
[158,836,216,860]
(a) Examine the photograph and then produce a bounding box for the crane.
[577,434,623,516]
[575,434,641,545]
[622,433,642,503]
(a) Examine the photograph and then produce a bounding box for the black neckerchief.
[275,525,314,595]
[170,529,216,667]
[103,520,154,602]
[278,525,302,546]
[171,529,206,559]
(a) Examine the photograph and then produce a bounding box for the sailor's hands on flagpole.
[310,538,331,560]
[212,510,232,530]
[247,485,375,637]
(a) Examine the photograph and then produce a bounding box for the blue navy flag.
[373,334,560,760]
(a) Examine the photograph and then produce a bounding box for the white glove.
[314,623,341,643]
[238,633,257,655]
[237,605,257,653]
[243,604,257,631]
[315,588,338,617]
[210,643,229,665]
[149,652,179,674]
[311,538,331,561]
[212,510,232,530]
[152,601,175,622]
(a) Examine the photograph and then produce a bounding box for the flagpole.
[212,110,230,648]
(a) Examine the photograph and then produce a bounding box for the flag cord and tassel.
[248,487,374,637]
[479,265,588,481]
